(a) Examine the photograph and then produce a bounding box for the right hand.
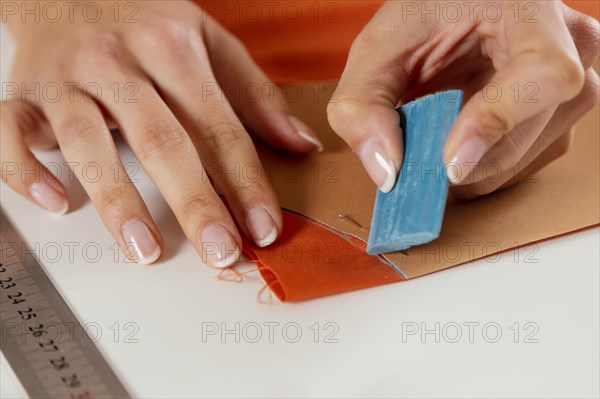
[1,0,323,267]
[328,1,598,197]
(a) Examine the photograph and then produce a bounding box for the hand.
[328,0,599,197]
[1,0,323,266]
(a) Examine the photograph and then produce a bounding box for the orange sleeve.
[565,0,599,20]
[196,0,597,84]
[197,0,383,83]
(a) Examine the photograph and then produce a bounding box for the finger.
[326,2,438,192]
[521,69,599,164]
[499,129,575,191]
[15,103,58,151]
[452,129,575,200]
[453,68,598,197]
[201,17,323,153]
[445,2,586,183]
[0,100,68,214]
[40,92,163,265]
[73,32,241,268]
[126,19,282,248]
[449,109,554,186]
[3,86,58,150]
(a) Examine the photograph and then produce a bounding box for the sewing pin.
[338,213,364,229]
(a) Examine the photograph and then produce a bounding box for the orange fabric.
[242,210,404,302]
[198,0,383,83]
[565,1,599,20]
[197,0,596,83]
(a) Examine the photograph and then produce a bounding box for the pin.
[338,213,364,229]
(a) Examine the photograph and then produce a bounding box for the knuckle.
[78,32,124,66]
[57,116,105,148]
[95,185,131,213]
[476,103,514,141]
[142,18,198,57]
[545,54,585,97]
[230,181,263,203]
[179,194,220,219]
[327,83,398,145]
[138,119,190,160]
[326,97,360,135]
[202,120,246,156]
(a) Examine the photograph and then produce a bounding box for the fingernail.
[356,138,396,193]
[446,137,489,184]
[28,182,68,214]
[122,219,161,265]
[246,207,278,247]
[200,224,240,268]
[288,115,324,152]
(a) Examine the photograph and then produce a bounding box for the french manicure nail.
[28,182,68,214]
[288,115,324,152]
[246,207,278,247]
[356,138,396,193]
[446,136,489,184]
[200,224,240,268]
[122,219,161,265]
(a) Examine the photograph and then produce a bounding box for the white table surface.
[1,23,599,398]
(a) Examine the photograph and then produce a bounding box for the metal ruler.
[0,211,130,398]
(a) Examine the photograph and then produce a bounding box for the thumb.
[327,80,403,193]
[327,6,431,192]
[327,47,406,192]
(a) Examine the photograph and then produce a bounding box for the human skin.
[1,0,323,267]
[328,0,599,197]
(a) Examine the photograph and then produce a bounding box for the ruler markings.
[0,211,130,398]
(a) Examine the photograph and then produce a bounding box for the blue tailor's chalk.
[366,90,463,255]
